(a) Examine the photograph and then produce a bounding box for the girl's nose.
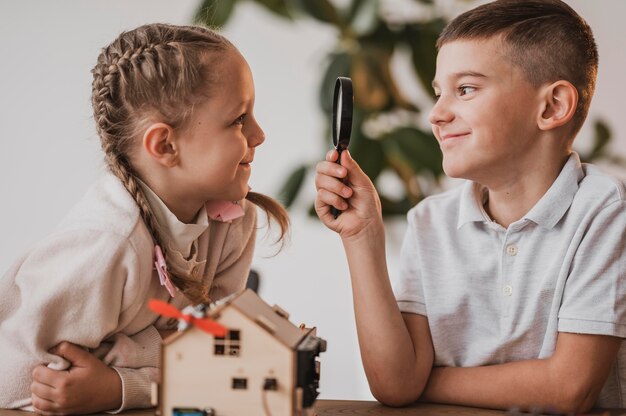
[428,96,454,126]
[246,117,265,148]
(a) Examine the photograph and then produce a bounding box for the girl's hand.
[31,341,122,415]
[315,149,383,241]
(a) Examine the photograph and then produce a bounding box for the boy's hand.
[315,149,383,241]
[31,341,122,415]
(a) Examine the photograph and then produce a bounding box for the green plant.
[194,0,618,216]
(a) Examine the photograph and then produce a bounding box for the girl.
[0,23,288,414]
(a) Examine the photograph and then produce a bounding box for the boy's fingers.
[315,161,347,180]
[315,174,352,198]
[316,189,348,211]
[341,150,371,187]
[326,149,339,162]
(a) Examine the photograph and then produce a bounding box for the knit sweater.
[0,172,257,411]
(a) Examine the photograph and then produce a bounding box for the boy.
[314,0,625,412]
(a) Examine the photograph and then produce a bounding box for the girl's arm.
[0,228,159,412]
[31,342,123,414]
[315,150,434,405]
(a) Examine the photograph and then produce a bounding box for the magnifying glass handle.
[331,148,346,219]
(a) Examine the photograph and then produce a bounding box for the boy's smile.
[429,37,544,187]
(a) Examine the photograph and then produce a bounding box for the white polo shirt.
[392,152,626,407]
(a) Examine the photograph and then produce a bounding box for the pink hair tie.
[154,245,177,297]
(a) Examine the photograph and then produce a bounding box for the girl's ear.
[537,80,578,131]
[142,123,179,167]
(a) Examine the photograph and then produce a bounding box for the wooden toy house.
[155,289,327,416]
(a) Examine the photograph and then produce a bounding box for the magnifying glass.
[331,77,353,218]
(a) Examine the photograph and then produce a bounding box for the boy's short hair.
[437,0,598,137]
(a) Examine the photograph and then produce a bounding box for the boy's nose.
[428,97,454,125]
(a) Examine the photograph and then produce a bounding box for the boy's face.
[429,38,544,184]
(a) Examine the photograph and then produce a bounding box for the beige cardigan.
[0,172,257,411]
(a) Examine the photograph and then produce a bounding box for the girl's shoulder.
[57,171,145,239]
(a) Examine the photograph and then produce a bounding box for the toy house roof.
[163,289,312,349]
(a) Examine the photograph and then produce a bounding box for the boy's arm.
[422,332,622,413]
[315,150,434,405]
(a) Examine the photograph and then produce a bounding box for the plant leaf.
[319,52,353,114]
[379,195,415,216]
[293,0,346,29]
[382,127,443,176]
[277,165,308,207]
[351,51,391,111]
[194,0,238,28]
[405,19,446,95]
[588,119,611,160]
[352,44,418,112]
[348,109,386,182]
[252,0,293,20]
[348,0,380,35]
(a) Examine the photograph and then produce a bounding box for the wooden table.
[314,400,626,415]
[1,401,624,416]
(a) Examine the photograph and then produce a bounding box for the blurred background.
[1,0,625,401]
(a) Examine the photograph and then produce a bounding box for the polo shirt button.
[506,244,518,256]
[503,285,513,296]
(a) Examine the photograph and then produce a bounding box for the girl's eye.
[433,92,441,101]
[233,114,246,126]
[459,86,475,96]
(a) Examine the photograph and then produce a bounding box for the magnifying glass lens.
[335,89,342,139]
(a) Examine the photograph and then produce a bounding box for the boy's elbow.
[369,379,425,408]
[551,384,598,414]
[371,389,421,408]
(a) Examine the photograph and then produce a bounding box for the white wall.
[1,0,625,401]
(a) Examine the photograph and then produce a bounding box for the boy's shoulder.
[579,162,626,204]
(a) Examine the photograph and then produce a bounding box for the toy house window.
[214,330,241,356]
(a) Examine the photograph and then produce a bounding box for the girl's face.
[174,49,265,204]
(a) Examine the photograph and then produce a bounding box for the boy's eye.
[458,86,475,96]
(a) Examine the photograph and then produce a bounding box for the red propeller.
[149,299,227,337]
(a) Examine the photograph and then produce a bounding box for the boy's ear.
[142,122,179,167]
[537,80,578,131]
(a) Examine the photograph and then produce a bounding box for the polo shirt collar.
[457,152,584,230]
[523,152,583,229]
[457,181,490,228]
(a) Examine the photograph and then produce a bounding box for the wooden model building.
[152,289,327,416]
